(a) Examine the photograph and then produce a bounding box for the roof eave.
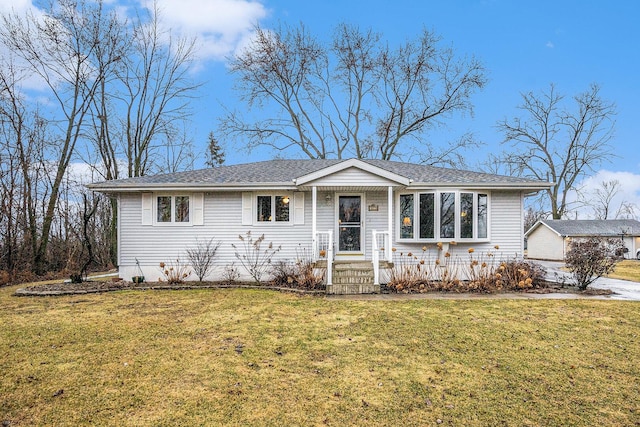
[409,182,551,190]
[86,182,299,192]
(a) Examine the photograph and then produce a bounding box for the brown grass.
[608,259,640,282]
[1,285,639,426]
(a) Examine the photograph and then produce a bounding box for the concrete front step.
[311,260,393,294]
[333,278,374,286]
[333,269,374,278]
[326,283,380,295]
[330,261,376,293]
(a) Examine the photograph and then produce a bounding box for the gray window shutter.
[192,193,204,225]
[242,192,253,225]
[141,193,153,225]
[293,192,305,225]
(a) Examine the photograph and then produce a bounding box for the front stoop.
[326,261,380,295]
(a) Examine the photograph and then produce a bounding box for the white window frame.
[254,193,293,224]
[396,190,491,242]
[153,194,192,226]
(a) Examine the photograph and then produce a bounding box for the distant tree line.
[0,0,200,282]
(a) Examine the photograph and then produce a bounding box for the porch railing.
[372,230,391,285]
[313,230,333,285]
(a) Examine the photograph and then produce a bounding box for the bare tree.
[496,84,616,219]
[221,23,486,163]
[524,206,546,233]
[120,2,201,178]
[81,1,200,264]
[615,202,638,220]
[0,56,56,276]
[577,179,620,220]
[577,179,639,220]
[0,0,124,273]
[0,1,201,276]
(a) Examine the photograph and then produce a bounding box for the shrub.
[158,259,192,284]
[222,263,240,283]
[232,231,281,284]
[387,245,547,293]
[0,270,11,287]
[565,237,619,290]
[186,238,221,281]
[497,259,547,290]
[270,246,324,290]
[387,245,462,293]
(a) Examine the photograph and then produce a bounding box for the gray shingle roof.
[87,158,550,191]
[361,159,542,185]
[538,219,640,237]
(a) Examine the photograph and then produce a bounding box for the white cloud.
[546,41,555,48]
[2,0,268,64]
[0,1,53,92]
[143,0,268,61]
[0,0,33,13]
[568,170,640,219]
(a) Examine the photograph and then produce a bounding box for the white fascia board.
[86,183,299,193]
[410,183,552,191]
[524,220,562,238]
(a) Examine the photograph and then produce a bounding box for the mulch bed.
[15,279,326,296]
[15,278,612,297]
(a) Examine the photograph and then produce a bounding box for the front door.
[337,195,363,254]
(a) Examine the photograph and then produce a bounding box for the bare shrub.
[270,246,324,290]
[186,238,221,281]
[387,244,547,293]
[497,259,546,290]
[231,231,281,284]
[0,270,11,287]
[387,245,463,293]
[565,237,619,290]
[158,259,192,284]
[222,263,240,283]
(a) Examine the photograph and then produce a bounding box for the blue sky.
[3,0,640,216]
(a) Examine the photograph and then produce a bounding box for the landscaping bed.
[15,279,326,296]
[16,278,612,297]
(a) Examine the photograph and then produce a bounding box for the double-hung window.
[256,195,290,223]
[156,195,190,224]
[398,191,489,241]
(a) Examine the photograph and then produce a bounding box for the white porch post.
[312,186,317,260]
[387,186,393,262]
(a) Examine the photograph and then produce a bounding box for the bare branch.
[220,23,486,161]
[496,83,616,219]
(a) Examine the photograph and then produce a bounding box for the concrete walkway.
[328,291,613,301]
[535,260,640,301]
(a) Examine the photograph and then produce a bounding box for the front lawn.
[1,286,638,426]
[608,259,640,282]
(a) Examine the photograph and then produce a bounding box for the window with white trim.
[256,194,290,222]
[398,191,489,241]
[156,195,190,224]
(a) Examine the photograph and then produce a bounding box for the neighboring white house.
[525,219,640,261]
[88,158,551,294]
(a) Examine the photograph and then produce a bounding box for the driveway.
[534,260,640,301]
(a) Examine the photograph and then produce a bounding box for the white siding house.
[89,159,551,293]
[525,219,640,261]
